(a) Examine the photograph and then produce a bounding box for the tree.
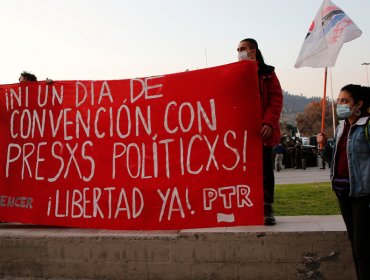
[296,99,336,137]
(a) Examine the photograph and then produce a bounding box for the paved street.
[274,166,330,185]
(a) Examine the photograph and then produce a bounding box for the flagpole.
[205,47,208,68]
[321,67,327,132]
[320,67,328,149]
[329,68,336,136]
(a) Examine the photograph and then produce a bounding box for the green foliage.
[280,91,321,128]
[282,91,321,113]
[296,100,335,137]
[274,182,340,216]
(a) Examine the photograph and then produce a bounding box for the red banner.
[0,62,263,230]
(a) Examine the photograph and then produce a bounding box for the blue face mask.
[336,104,352,119]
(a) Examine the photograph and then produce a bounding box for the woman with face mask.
[237,38,283,225]
[318,84,370,280]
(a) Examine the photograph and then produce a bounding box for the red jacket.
[258,64,283,147]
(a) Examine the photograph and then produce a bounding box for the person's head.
[237,38,265,64]
[316,132,327,146]
[19,71,37,83]
[336,84,370,120]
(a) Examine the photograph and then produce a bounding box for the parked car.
[300,137,310,145]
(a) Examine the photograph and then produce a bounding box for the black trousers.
[336,191,370,280]
[263,146,275,204]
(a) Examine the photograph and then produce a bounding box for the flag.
[295,0,362,68]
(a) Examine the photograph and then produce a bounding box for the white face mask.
[238,51,251,61]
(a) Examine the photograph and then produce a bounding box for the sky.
[1,0,369,98]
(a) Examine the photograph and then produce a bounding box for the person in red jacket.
[237,38,283,225]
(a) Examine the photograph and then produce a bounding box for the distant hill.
[280,91,321,125]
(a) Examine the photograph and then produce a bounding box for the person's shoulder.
[264,64,275,73]
[354,116,370,126]
[258,63,275,75]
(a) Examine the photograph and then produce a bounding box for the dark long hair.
[341,84,370,116]
[19,71,37,82]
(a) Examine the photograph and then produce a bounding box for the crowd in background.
[272,135,326,171]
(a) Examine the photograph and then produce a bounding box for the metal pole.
[321,68,328,133]
[205,47,208,68]
[320,67,327,149]
[329,68,336,137]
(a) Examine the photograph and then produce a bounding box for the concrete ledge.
[0,215,356,280]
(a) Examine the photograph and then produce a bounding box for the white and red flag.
[295,0,362,68]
